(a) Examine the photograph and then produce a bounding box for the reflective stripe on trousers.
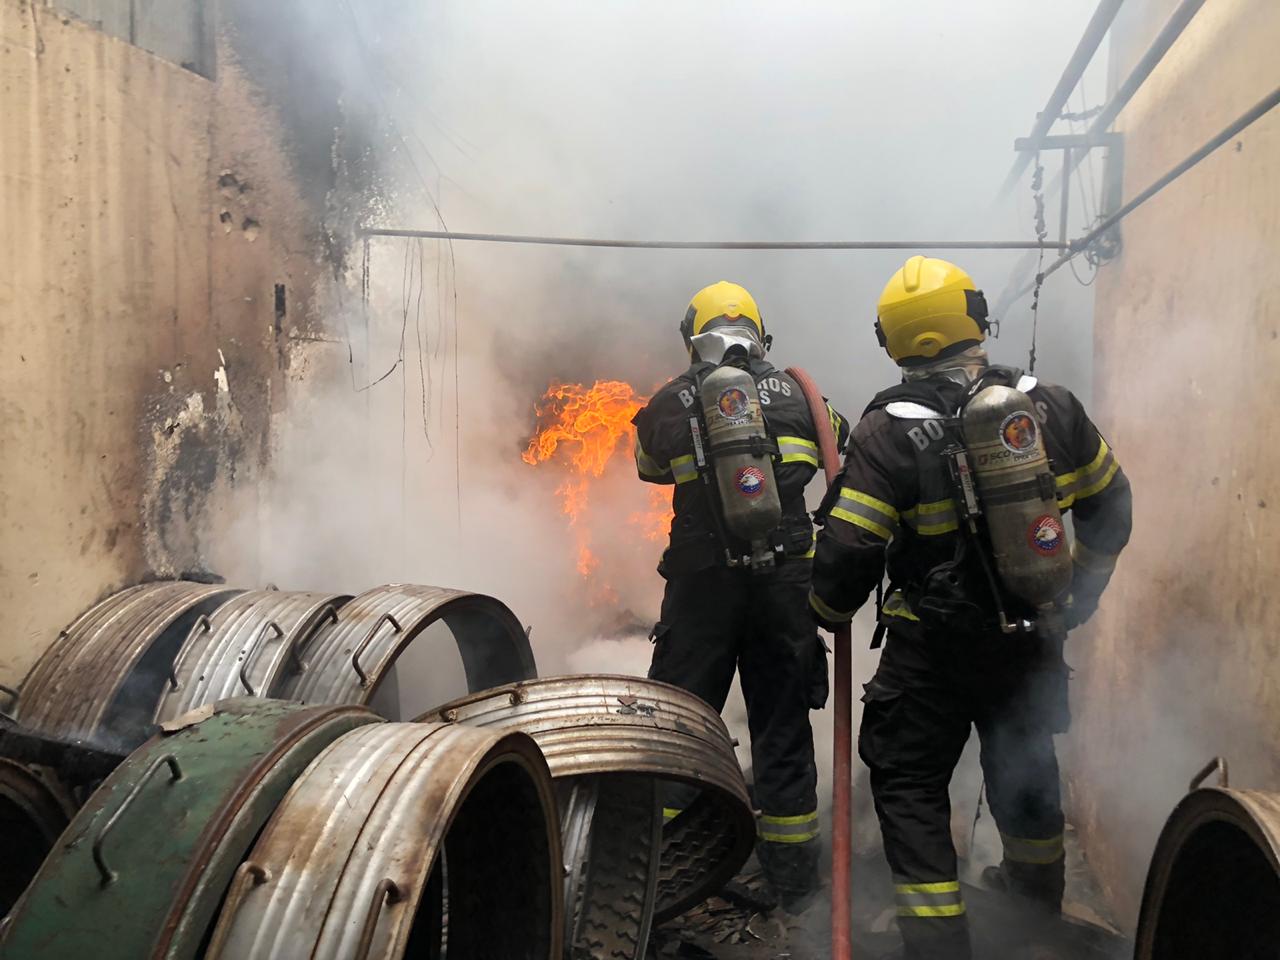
[1001,831,1065,866]
[757,810,819,844]
[894,877,966,918]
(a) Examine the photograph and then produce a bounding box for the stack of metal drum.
[0,581,756,960]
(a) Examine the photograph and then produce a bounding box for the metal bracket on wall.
[1015,130,1126,264]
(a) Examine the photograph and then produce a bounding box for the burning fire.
[523,380,673,598]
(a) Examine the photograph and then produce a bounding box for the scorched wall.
[0,0,349,684]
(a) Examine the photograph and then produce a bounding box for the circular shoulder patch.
[1000,411,1038,454]
[716,387,750,422]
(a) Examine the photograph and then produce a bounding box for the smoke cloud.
[210,0,1121,914]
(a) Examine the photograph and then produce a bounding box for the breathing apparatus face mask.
[901,345,990,385]
[689,327,766,364]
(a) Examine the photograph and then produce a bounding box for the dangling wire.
[1028,153,1048,374]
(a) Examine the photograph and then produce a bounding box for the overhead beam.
[1089,0,1207,138]
[1015,132,1122,151]
[1003,84,1280,306]
[996,0,1127,198]
[358,229,1067,251]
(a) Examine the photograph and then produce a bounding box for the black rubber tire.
[655,792,742,921]
[568,774,661,960]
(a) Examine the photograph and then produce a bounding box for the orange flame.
[524,380,673,599]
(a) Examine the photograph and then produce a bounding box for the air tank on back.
[961,384,1072,626]
[699,364,782,570]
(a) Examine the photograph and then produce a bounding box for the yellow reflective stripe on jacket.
[662,807,683,823]
[776,435,820,467]
[1072,538,1118,575]
[829,488,900,540]
[894,878,965,918]
[809,590,853,624]
[901,498,960,535]
[634,438,670,479]
[758,811,819,843]
[1001,832,1065,865]
[882,590,920,622]
[1056,438,1118,508]
[827,404,844,442]
[670,454,699,485]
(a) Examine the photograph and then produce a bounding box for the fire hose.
[786,366,852,960]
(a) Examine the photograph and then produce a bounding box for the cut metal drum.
[204,721,562,960]
[16,582,240,748]
[154,589,351,724]
[0,758,77,917]
[0,699,378,960]
[282,583,536,716]
[420,675,756,929]
[1134,759,1280,960]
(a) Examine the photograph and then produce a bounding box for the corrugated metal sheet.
[154,590,350,724]
[419,674,755,921]
[16,583,239,746]
[206,722,562,960]
[283,584,536,715]
[0,699,378,960]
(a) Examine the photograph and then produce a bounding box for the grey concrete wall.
[1066,0,1280,927]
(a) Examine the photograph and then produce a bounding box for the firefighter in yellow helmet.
[631,281,850,909]
[810,257,1132,959]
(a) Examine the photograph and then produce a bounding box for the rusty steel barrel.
[1135,759,1280,959]
[420,674,756,938]
[0,699,378,960]
[16,582,240,749]
[154,589,351,724]
[204,721,562,960]
[0,758,77,918]
[283,584,537,718]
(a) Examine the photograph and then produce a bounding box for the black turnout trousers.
[860,627,1067,960]
[648,560,826,895]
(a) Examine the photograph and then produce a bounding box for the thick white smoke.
[212,0,1117,905]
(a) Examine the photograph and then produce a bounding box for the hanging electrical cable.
[1028,154,1049,373]
[1067,92,1102,287]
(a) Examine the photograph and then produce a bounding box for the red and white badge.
[1028,514,1065,554]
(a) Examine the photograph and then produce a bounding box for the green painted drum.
[0,698,379,960]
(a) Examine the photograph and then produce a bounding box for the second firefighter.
[633,280,850,908]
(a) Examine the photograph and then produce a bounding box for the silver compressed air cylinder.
[698,364,782,551]
[961,384,1072,609]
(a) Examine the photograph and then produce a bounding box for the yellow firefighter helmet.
[875,256,991,365]
[680,281,769,360]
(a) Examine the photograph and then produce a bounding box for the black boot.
[756,839,820,913]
